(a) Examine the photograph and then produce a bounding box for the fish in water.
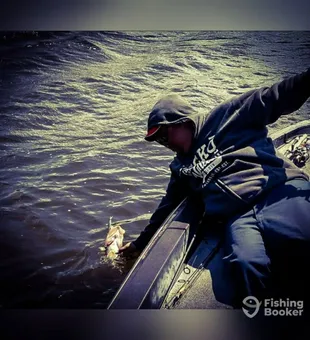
[104,216,125,260]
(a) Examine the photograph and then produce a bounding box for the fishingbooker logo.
[242,296,304,318]
[242,296,261,318]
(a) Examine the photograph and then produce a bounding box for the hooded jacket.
[133,67,310,251]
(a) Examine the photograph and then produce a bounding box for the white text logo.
[242,296,304,318]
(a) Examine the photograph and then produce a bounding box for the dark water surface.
[0,31,309,308]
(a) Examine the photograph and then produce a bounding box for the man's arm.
[238,67,310,127]
[132,169,188,251]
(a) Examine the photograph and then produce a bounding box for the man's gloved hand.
[119,242,141,258]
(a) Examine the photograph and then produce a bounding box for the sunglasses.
[155,126,170,147]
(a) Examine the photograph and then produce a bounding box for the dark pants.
[223,179,310,310]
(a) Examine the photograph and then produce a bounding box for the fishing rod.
[163,236,224,309]
[159,230,198,309]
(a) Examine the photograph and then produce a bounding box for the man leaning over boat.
[119,67,310,309]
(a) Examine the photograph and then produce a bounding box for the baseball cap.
[145,125,161,141]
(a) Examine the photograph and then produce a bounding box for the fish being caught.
[104,216,125,260]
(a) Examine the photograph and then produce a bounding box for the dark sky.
[1,0,310,30]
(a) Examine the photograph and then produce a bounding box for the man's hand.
[119,242,140,258]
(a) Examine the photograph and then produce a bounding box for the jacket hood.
[145,94,209,141]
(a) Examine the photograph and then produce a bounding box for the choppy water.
[0,31,309,308]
